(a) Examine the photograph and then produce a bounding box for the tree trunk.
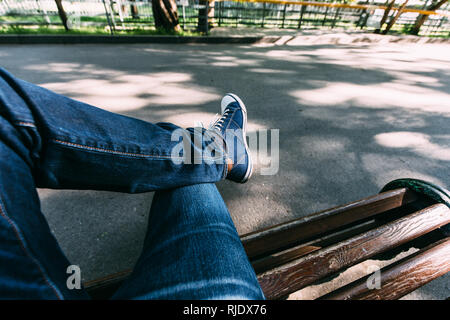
[152,0,181,32]
[382,0,409,34]
[374,0,395,33]
[55,0,70,31]
[130,0,139,19]
[198,0,215,32]
[409,0,448,35]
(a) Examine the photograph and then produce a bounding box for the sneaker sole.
[221,93,253,183]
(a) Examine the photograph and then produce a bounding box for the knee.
[150,183,235,234]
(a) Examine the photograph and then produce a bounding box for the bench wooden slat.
[242,188,417,259]
[84,186,447,300]
[252,219,377,274]
[319,237,450,300]
[257,203,450,299]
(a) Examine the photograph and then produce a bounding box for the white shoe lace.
[209,108,232,131]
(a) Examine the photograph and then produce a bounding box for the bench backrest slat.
[242,188,417,259]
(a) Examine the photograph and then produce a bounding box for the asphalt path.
[1,38,449,299]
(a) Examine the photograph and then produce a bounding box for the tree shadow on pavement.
[1,42,449,288]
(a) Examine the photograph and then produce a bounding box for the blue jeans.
[0,68,264,299]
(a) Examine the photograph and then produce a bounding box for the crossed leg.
[0,68,262,299]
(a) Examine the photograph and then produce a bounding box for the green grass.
[0,25,202,36]
[0,14,447,38]
[0,25,105,35]
[0,14,56,24]
[0,13,202,36]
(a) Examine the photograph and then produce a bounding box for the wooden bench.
[84,178,450,300]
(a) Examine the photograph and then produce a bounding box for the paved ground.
[1,32,449,299]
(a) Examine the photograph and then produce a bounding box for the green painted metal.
[381,178,450,235]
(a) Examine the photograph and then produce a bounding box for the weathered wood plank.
[257,204,450,299]
[319,237,450,300]
[242,188,417,259]
[252,245,321,274]
[252,219,376,273]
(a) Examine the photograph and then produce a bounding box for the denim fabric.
[112,184,264,300]
[0,68,264,300]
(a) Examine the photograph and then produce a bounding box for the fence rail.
[0,0,449,36]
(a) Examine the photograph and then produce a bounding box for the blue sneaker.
[211,93,253,183]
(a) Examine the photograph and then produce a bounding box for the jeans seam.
[222,154,229,179]
[15,121,36,128]
[52,139,226,164]
[224,161,228,178]
[51,139,177,159]
[0,195,64,300]
[206,130,228,179]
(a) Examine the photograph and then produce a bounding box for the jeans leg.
[0,68,227,193]
[0,118,89,299]
[0,68,226,299]
[112,184,265,300]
